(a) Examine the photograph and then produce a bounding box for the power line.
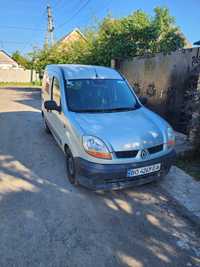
[0,40,33,53]
[0,40,32,44]
[0,3,47,54]
[0,25,45,32]
[54,0,82,13]
[77,0,111,27]
[53,0,64,9]
[57,0,91,30]
[95,0,111,18]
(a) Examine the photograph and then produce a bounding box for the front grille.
[148,144,163,154]
[115,144,163,159]
[115,150,139,159]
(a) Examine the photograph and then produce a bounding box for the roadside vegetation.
[176,153,200,181]
[31,7,185,73]
[0,81,41,87]
[12,7,185,73]
[11,50,32,69]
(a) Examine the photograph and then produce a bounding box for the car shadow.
[1,86,41,93]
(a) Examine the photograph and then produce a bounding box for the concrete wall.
[0,69,38,83]
[0,64,19,69]
[117,47,200,129]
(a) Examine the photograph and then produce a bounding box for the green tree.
[150,7,185,53]
[12,51,31,69]
[30,7,186,72]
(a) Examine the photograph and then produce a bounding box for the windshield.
[65,79,140,112]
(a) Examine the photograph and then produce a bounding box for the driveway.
[0,87,199,267]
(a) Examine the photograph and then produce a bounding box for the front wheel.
[43,116,51,134]
[65,148,79,186]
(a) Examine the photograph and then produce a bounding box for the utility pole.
[45,4,55,48]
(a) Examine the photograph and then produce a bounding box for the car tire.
[43,117,51,134]
[65,148,79,186]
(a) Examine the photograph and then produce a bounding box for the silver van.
[41,64,176,190]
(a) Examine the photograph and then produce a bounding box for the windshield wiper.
[71,109,103,113]
[107,107,136,112]
[71,107,136,113]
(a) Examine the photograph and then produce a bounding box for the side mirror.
[139,96,148,105]
[44,100,61,112]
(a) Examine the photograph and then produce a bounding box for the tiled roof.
[0,50,18,65]
[59,28,87,44]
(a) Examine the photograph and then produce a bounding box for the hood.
[73,107,168,151]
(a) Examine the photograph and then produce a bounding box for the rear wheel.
[65,148,79,186]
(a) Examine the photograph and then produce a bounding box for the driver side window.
[52,77,61,107]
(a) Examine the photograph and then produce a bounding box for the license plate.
[127,163,161,177]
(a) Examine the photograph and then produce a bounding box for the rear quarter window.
[42,72,51,95]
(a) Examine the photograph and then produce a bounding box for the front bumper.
[74,150,176,190]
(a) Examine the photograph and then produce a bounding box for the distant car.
[41,64,176,190]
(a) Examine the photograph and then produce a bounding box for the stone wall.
[0,69,39,83]
[116,47,200,131]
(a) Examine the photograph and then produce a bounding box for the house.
[58,28,87,49]
[176,31,192,49]
[0,50,19,69]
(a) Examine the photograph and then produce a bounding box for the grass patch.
[176,153,200,180]
[0,81,41,87]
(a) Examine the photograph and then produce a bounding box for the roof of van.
[47,64,122,80]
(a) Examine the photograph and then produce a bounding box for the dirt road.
[0,87,199,267]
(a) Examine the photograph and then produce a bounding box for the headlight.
[82,136,112,160]
[166,127,175,148]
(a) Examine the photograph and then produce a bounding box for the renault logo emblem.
[141,149,149,159]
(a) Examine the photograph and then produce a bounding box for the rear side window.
[52,77,61,106]
[42,71,51,94]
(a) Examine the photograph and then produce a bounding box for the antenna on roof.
[94,68,99,78]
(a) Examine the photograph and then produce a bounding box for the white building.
[0,50,19,69]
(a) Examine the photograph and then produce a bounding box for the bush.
[188,90,200,154]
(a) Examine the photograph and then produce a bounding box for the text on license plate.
[127,163,161,177]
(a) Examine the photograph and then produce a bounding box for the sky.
[0,0,199,55]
